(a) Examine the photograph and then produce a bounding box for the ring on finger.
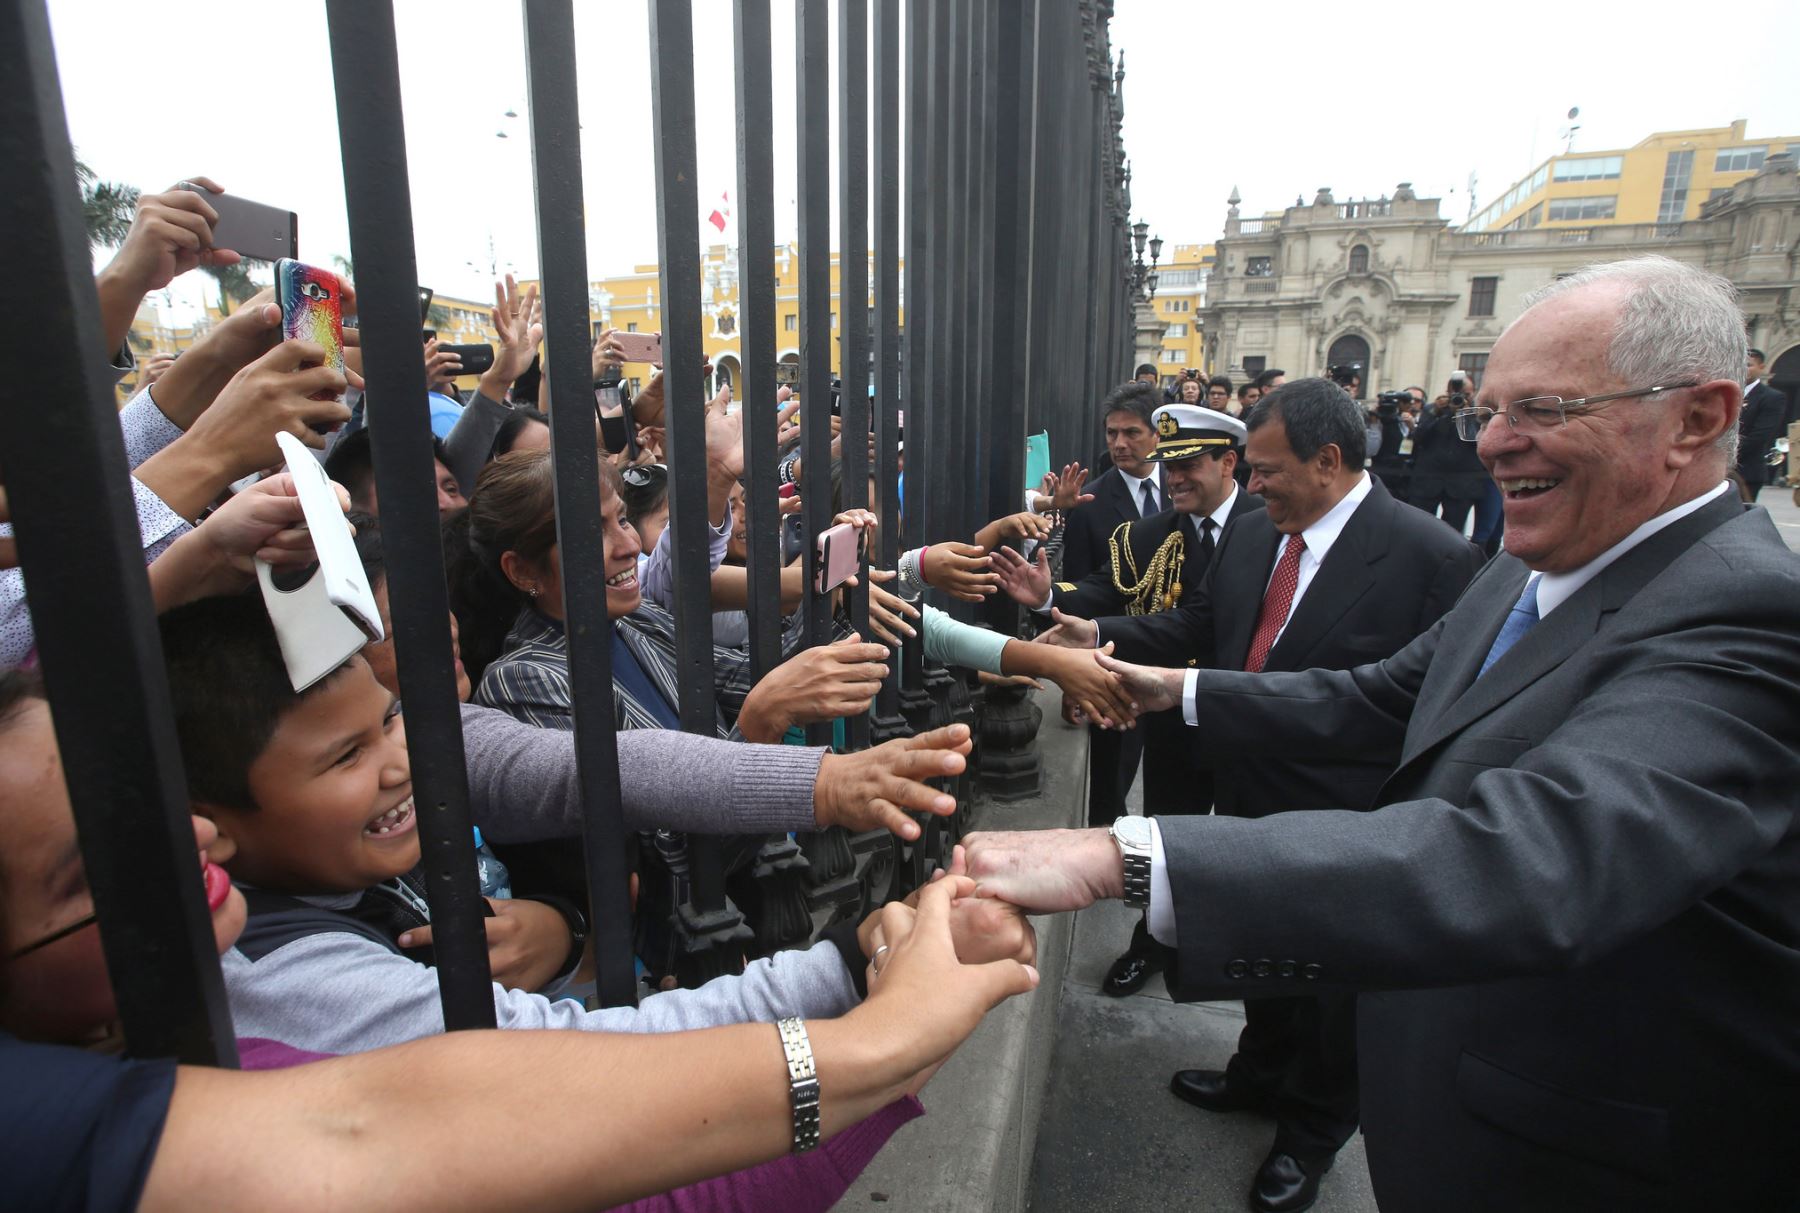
[871,943,892,977]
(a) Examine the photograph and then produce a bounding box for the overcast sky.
[50,0,1800,322]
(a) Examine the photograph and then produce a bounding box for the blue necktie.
[1478,576,1541,678]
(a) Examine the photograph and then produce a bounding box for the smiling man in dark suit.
[1033,381,1479,1211]
[964,255,1800,1212]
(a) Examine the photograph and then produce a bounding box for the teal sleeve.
[920,604,1009,674]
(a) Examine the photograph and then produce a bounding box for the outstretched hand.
[990,546,1052,609]
[962,827,1124,914]
[1095,651,1182,715]
[812,723,971,839]
[1032,607,1097,649]
[922,542,998,602]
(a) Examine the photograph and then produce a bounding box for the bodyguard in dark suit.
[1054,382,1479,1211]
[1058,382,1169,825]
[965,256,1799,1212]
[1735,347,1788,500]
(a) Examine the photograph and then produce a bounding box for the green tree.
[202,263,261,314]
[76,155,138,249]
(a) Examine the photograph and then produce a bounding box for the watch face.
[1113,815,1153,849]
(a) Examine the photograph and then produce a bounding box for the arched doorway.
[1326,333,1371,397]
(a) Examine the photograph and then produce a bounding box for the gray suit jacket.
[1158,491,1800,1211]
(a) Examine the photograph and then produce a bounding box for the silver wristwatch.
[776,1017,821,1152]
[1110,816,1154,910]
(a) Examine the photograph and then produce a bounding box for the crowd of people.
[3,171,1795,1213]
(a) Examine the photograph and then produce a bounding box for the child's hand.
[399,898,573,993]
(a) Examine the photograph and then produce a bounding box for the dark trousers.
[1226,990,1362,1162]
[1086,723,1143,827]
[1089,708,1206,826]
[1412,489,1473,532]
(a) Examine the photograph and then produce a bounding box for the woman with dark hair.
[450,450,885,742]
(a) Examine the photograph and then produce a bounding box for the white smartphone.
[274,431,382,641]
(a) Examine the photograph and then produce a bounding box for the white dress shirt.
[1146,477,1735,947]
[1179,472,1372,725]
[1118,464,1165,517]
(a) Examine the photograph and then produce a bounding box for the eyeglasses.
[621,463,668,487]
[1453,382,1699,442]
[6,910,98,960]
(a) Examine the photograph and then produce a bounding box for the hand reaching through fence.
[736,632,889,743]
[812,722,971,838]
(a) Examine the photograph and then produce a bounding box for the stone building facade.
[1202,154,1800,400]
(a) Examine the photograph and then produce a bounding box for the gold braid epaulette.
[1108,520,1185,615]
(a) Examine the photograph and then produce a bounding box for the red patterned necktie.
[1244,533,1306,673]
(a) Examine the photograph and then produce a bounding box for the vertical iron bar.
[838,0,872,751]
[870,0,906,734]
[521,0,637,1010]
[648,0,728,915]
[326,0,495,1030]
[733,0,783,681]
[797,0,835,743]
[982,0,1028,635]
[0,0,237,1065]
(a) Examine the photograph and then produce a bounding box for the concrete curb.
[838,686,1088,1211]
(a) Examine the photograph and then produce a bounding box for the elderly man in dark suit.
[1025,383,1480,1210]
[964,255,1799,1213]
[1060,381,1168,825]
[1735,347,1788,500]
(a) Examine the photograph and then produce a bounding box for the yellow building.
[1148,242,1213,379]
[1467,119,1797,233]
[529,242,906,399]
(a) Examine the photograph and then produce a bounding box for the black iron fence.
[1,0,1132,1065]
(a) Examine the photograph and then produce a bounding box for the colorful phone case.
[276,258,346,401]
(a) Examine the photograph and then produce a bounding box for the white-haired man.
[964,256,1800,1211]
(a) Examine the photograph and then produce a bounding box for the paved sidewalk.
[1757,480,1800,551]
[1027,776,1378,1213]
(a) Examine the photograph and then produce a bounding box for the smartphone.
[439,343,494,377]
[613,331,664,364]
[774,361,800,387]
[815,521,862,594]
[276,259,348,408]
[257,432,384,690]
[177,183,297,262]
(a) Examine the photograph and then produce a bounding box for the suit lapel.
[1265,484,1392,671]
[1219,513,1282,667]
[1401,492,1746,763]
[1102,470,1137,528]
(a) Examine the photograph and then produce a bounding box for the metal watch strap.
[1121,850,1152,909]
[776,1017,821,1153]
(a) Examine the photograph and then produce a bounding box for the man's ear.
[1315,443,1344,479]
[1668,378,1742,469]
[193,803,239,865]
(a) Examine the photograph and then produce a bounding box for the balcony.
[1243,280,1278,294]
[1446,221,1702,252]
[1234,218,1279,235]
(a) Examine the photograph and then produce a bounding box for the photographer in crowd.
[1406,370,1489,530]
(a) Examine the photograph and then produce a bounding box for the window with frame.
[1546,195,1617,222]
[1658,150,1693,223]
[783,314,797,332]
[1553,155,1623,182]
[1161,349,1181,363]
[1166,323,1188,338]
[1468,276,1497,317]
[1458,353,1488,388]
[1714,146,1767,174]
[1241,355,1266,377]
[626,321,639,332]
[1348,244,1369,274]
[1245,256,1273,277]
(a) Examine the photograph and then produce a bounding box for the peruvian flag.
[707,190,732,233]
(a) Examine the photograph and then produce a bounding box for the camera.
[1185,368,1200,380]
[1446,371,1470,407]
[1374,389,1410,417]
[1328,362,1362,389]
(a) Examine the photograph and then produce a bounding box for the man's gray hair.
[1518,256,1744,462]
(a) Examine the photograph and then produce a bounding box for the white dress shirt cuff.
[1182,667,1200,726]
[1146,816,1178,948]
[1033,584,1055,614]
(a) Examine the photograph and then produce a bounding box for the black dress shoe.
[1100,947,1165,996]
[1249,1148,1330,1213]
[1167,1068,1275,1115]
